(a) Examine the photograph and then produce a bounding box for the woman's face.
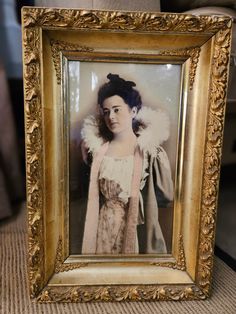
[102,95,136,135]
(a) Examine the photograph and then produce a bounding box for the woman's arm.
[153,146,174,205]
[81,139,89,164]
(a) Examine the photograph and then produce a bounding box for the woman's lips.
[109,122,118,128]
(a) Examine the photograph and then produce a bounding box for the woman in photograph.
[81,73,173,255]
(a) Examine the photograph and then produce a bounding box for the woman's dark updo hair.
[98,73,142,111]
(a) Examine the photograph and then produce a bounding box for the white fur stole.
[81,106,170,157]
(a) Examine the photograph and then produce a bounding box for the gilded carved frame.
[22,7,232,302]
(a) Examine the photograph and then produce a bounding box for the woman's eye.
[103,111,109,116]
[114,108,119,113]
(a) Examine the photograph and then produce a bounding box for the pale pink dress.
[96,155,134,254]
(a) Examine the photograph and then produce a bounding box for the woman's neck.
[106,130,137,157]
[112,129,136,144]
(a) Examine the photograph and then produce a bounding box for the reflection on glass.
[92,71,98,91]
[69,61,80,113]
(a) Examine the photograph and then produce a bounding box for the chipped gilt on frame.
[22,7,232,302]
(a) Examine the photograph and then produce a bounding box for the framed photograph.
[22,7,232,302]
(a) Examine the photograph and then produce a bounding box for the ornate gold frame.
[22,7,232,302]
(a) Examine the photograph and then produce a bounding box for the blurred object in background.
[0,0,22,78]
[161,0,236,12]
[0,61,24,220]
[34,0,160,11]
[0,0,26,220]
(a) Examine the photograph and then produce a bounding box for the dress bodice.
[98,155,134,204]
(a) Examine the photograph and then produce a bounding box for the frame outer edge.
[21,7,233,301]
[196,19,233,296]
[21,6,231,33]
[22,7,45,297]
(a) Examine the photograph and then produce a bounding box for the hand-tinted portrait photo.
[68,62,181,255]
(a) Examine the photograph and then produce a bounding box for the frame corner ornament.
[54,237,88,273]
[50,39,93,84]
[188,47,201,90]
[151,234,186,271]
[160,47,201,89]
